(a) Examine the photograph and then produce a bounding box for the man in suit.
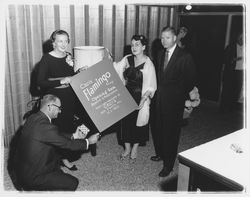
[220,32,244,112]
[15,94,100,191]
[150,26,196,177]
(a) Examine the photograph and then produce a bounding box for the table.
[177,129,249,191]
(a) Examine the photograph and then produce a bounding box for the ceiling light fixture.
[185,4,192,11]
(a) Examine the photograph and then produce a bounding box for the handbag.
[136,100,150,127]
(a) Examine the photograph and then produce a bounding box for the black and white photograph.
[0,0,248,196]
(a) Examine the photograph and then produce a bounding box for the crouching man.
[15,94,100,191]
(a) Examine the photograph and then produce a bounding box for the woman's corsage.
[183,86,200,118]
[66,53,74,67]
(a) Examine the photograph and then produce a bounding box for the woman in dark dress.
[114,35,157,161]
[37,30,77,170]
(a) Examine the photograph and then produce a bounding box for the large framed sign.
[70,59,138,132]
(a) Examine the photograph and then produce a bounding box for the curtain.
[4,4,178,147]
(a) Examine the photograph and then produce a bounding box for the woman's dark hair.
[131,35,147,46]
[178,26,188,34]
[50,29,70,43]
[131,35,148,55]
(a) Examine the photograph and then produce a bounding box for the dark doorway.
[230,15,243,43]
[178,4,244,102]
[180,15,228,101]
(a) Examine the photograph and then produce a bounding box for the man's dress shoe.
[150,155,162,161]
[158,167,172,177]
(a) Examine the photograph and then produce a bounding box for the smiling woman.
[37,29,76,134]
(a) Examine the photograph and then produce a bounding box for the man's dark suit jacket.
[16,111,88,187]
[220,42,243,110]
[156,45,196,115]
[152,45,196,170]
[223,42,238,82]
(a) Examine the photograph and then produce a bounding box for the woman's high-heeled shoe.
[119,153,129,161]
[67,165,78,171]
[61,161,78,171]
[129,156,136,163]
[130,152,137,163]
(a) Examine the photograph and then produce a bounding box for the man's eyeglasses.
[49,104,62,110]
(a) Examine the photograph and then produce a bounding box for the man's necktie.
[163,49,169,71]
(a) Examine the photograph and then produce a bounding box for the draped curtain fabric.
[4,4,178,147]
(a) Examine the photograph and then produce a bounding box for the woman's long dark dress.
[38,53,97,157]
[37,53,76,134]
[121,56,149,144]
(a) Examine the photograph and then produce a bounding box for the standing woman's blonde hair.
[50,29,70,48]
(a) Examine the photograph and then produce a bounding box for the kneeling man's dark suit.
[15,111,88,191]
